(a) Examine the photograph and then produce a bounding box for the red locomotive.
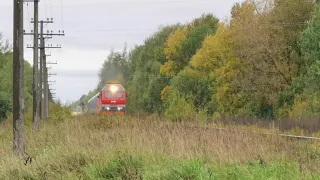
[87,83,126,115]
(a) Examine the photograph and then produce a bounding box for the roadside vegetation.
[1,114,320,179]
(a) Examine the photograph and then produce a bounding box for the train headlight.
[110,85,118,93]
[117,107,122,111]
[106,107,110,111]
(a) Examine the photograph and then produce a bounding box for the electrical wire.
[25,3,33,42]
[0,0,217,8]
[50,21,310,36]
[43,0,47,19]
[48,0,53,19]
[60,0,65,30]
[68,28,155,33]
[50,0,217,7]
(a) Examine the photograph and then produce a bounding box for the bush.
[163,88,206,122]
[48,102,72,122]
[209,162,304,180]
[85,150,144,180]
[145,159,214,180]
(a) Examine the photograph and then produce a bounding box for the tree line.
[0,34,33,121]
[0,33,57,122]
[75,0,320,121]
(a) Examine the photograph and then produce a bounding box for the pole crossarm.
[24,33,65,36]
[38,37,52,39]
[26,45,62,49]
[31,20,53,23]
[47,61,57,64]
[24,0,40,2]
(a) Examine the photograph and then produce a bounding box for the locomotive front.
[100,83,126,115]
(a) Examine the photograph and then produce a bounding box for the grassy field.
[0,114,320,179]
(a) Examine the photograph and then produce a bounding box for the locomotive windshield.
[103,84,125,92]
[105,92,123,98]
[103,84,125,98]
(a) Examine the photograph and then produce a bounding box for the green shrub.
[145,159,214,180]
[85,150,144,180]
[49,102,72,122]
[210,162,303,180]
[163,88,207,122]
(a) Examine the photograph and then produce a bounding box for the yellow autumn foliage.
[161,27,188,76]
[161,85,171,101]
[164,27,188,61]
[160,60,179,77]
[289,96,310,119]
[191,23,233,71]
[289,92,320,119]
[183,66,203,79]
[189,21,249,116]
[215,58,249,115]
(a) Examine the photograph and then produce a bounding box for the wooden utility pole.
[32,0,40,131]
[43,45,60,119]
[39,20,44,119]
[25,19,64,120]
[43,55,49,119]
[13,0,26,156]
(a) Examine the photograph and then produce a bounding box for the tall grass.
[0,114,320,179]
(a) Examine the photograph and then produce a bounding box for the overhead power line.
[24,3,32,34]
[55,22,311,35]
[68,28,155,33]
[50,0,215,7]
[60,0,64,30]
[0,0,214,8]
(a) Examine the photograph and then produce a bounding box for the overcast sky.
[0,0,240,104]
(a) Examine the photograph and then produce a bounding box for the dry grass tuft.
[0,114,319,178]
